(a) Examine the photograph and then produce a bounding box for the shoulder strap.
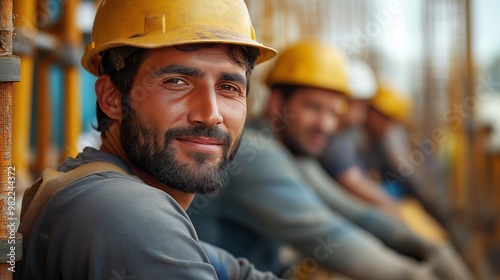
[18,161,129,250]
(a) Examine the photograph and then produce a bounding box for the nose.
[318,111,340,134]
[187,87,223,127]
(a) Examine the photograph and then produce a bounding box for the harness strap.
[18,161,128,253]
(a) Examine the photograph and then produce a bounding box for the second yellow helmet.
[265,40,351,96]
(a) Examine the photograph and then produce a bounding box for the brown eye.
[164,78,188,85]
[218,84,244,97]
[219,84,238,92]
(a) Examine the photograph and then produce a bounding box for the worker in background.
[16,0,280,279]
[331,78,450,230]
[318,58,403,220]
[319,60,452,248]
[363,80,450,226]
[190,40,473,280]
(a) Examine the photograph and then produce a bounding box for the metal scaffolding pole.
[12,0,36,193]
[60,0,82,160]
[0,0,22,278]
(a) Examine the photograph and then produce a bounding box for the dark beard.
[281,128,309,157]
[120,109,241,194]
[281,127,327,157]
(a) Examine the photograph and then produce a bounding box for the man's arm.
[319,132,402,219]
[382,125,450,226]
[295,157,433,260]
[200,241,281,280]
[335,166,402,220]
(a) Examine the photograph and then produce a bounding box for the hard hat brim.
[82,34,277,76]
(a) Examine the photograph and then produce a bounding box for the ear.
[95,75,123,122]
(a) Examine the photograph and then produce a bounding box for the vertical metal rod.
[464,0,477,211]
[12,0,35,193]
[33,59,52,173]
[0,0,16,278]
[61,0,82,159]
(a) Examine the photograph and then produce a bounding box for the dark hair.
[270,84,305,101]
[94,44,260,133]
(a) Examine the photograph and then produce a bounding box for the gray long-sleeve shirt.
[17,147,278,280]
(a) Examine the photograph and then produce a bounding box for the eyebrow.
[150,64,203,78]
[150,63,247,87]
[219,72,247,87]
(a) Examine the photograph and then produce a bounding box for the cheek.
[135,98,178,135]
[221,100,247,138]
[128,85,150,110]
[285,104,309,129]
[327,115,341,132]
[300,109,323,130]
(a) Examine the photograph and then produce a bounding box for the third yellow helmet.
[371,79,413,122]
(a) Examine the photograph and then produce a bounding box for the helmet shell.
[81,0,277,75]
[371,79,413,121]
[266,40,350,96]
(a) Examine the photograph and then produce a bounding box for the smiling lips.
[308,132,329,148]
[176,136,223,153]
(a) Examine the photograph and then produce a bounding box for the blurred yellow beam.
[33,59,52,173]
[12,0,36,191]
[492,153,500,224]
[62,66,81,158]
[60,0,82,159]
[492,153,500,278]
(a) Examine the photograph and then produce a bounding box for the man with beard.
[16,0,279,279]
[190,41,473,280]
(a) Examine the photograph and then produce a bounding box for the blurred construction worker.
[190,40,473,280]
[16,0,280,279]
[318,58,403,220]
[364,79,455,242]
[317,64,471,271]
[363,79,450,227]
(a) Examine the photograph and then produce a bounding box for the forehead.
[141,45,244,67]
[290,87,345,101]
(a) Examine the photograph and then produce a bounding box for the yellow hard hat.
[265,40,350,96]
[81,0,277,76]
[371,79,413,122]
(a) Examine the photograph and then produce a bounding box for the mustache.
[164,126,232,146]
[307,128,330,137]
